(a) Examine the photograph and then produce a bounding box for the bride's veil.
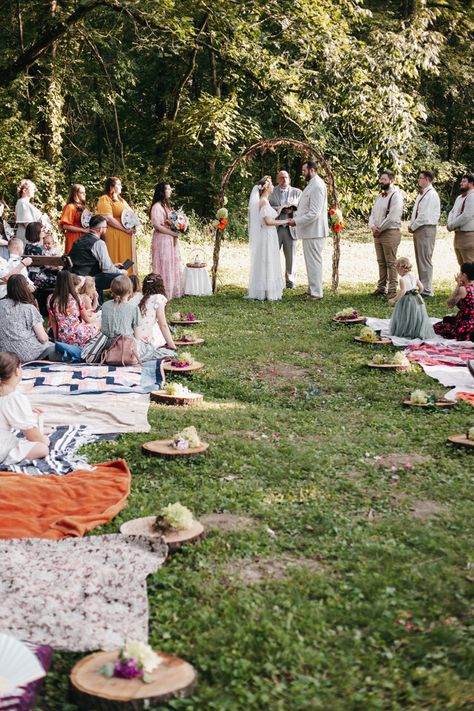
[247,184,261,254]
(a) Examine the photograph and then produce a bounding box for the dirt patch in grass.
[224,556,325,585]
[368,453,431,470]
[200,513,256,532]
[253,361,311,386]
[409,499,446,521]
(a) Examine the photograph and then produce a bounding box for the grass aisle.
[43,286,474,711]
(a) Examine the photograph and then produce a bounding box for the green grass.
[39,285,474,711]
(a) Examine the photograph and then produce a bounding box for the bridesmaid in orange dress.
[95,177,136,273]
[60,184,90,254]
[150,182,182,299]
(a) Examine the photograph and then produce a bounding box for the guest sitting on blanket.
[139,273,176,350]
[101,275,175,361]
[47,270,98,347]
[0,352,51,464]
[389,257,435,340]
[434,262,474,341]
[129,274,142,307]
[78,276,99,318]
[0,276,60,362]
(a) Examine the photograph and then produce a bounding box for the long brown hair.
[66,184,86,206]
[139,273,167,314]
[50,270,82,316]
[149,183,171,218]
[6,274,36,305]
[0,352,21,382]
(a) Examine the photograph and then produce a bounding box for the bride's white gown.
[248,201,283,301]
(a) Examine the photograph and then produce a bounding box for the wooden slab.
[70,650,197,710]
[186,263,207,268]
[403,399,455,409]
[447,434,474,449]
[150,390,203,406]
[164,362,204,373]
[142,439,209,458]
[170,319,204,326]
[120,516,204,551]
[354,336,391,345]
[332,317,366,324]
[367,362,411,371]
[174,338,205,346]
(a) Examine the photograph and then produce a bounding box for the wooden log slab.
[332,316,366,324]
[70,650,197,710]
[174,338,205,346]
[150,390,204,406]
[354,336,391,345]
[163,362,204,373]
[447,434,474,449]
[120,516,205,551]
[142,439,209,459]
[402,399,455,408]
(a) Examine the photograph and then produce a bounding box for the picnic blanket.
[2,425,99,476]
[27,393,151,434]
[406,342,474,367]
[0,641,53,711]
[19,360,165,396]
[0,534,167,652]
[0,459,131,539]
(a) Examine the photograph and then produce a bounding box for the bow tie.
[381,191,388,197]
[418,189,424,195]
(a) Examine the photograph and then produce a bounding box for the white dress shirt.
[447,190,474,232]
[369,187,404,232]
[409,186,440,231]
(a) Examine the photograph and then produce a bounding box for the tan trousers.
[413,225,436,295]
[454,231,474,267]
[374,228,401,296]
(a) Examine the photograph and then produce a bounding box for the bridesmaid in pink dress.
[150,183,182,299]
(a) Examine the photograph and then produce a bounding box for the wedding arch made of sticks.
[211,137,340,293]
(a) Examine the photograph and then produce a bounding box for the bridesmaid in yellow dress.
[95,177,136,273]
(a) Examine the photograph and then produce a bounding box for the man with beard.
[269,170,302,288]
[408,170,440,297]
[447,173,474,265]
[369,169,404,300]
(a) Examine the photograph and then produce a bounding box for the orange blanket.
[0,460,131,539]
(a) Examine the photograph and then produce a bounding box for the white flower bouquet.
[359,326,378,343]
[154,503,194,532]
[335,307,360,321]
[172,425,201,450]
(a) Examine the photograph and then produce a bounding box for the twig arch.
[211,137,341,292]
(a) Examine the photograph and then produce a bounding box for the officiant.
[269,170,302,289]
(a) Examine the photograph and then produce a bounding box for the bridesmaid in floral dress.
[150,183,182,300]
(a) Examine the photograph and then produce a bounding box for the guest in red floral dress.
[434,262,474,340]
[149,183,182,300]
[47,271,98,347]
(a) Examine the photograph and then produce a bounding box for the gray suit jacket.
[269,186,302,241]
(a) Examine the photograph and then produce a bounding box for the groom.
[289,161,329,300]
[269,170,302,288]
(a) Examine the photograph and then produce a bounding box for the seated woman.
[434,262,474,341]
[0,351,50,465]
[138,273,176,350]
[101,275,174,361]
[0,275,59,362]
[47,270,98,347]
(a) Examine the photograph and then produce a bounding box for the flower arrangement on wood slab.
[99,640,161,682]
[467,426,474,441]
[335,307,360,321]
[172,425,201,450]
[176,328,196,342]
[410,389,436,405]
[171,311,198,322]
[169,351,195,368]
[359,326,379,343]
[153,503,194,532]
[165,382,192,397]
[371,352,410,367]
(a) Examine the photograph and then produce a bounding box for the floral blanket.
[0,535,167,652]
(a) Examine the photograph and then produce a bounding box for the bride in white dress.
[247,176,288,301]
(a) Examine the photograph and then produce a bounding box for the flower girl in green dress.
[389,257,435,339]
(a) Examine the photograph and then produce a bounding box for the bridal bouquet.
[329,208,346,234]
[169,208,189,235]
[99,640,161,682]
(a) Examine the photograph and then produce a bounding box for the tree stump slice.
[120,516,205,551]
[164,362,204,374]
[150,390,204,407]
[142,439,209,459]
[367,363,411,371]
[403,399,455,409]
[70,651,197,711]
[170,319,204,326]
[447,434,474,448]
[332,317,367,324]
[354,336,391,345]
[174,338,205,346]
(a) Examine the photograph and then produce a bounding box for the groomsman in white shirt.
[408,170,440,297]
[369,169,404,299]
[447,173,474,266]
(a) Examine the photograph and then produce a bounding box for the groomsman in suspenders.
[447,173,474,266]
[369,169,404,299]
[408,170,440,297]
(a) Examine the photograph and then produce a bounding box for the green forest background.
[0,0,473,237]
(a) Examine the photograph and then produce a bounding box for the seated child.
[0,351,50,464]
[42,233,59,256]
[78,276,100,324]
[389,257,435,340]
[128,274,142,307]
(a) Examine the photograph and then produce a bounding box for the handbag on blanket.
[81,332,109,364]
[102,335,141,366]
